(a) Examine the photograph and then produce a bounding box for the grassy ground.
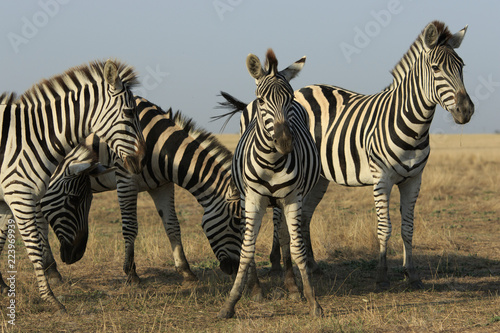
[0,134,499,332]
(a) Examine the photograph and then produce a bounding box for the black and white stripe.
[217,49,322,319]
[217,21,474,290]
[34,96,242,286]
[0,60,145,311]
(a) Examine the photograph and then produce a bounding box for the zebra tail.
[211,91,248,132]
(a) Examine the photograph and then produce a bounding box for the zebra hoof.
[55,307,68,316]
[53,301,67,316]
[181,279,198,289]
[409,279,424,290]
[311,303,324,317]
[217,307,235,319]
[126,274,141,286]
[181,272,199,283]
[48,271,64,286]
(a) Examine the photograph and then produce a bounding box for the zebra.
[0,60,145,312]
[217,49,322,319]
[215,21,474,290]
[31,96,243,288]
[34,143,111,284]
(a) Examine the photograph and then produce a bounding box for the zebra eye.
[67,194,79,206]
[257,98,265,106]
[431,65,440,73]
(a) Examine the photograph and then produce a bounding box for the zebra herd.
[0,21,473,318]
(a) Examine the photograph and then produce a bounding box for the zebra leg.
[373,180,393,291]
[271,177,330,276]
[36,208,63,285]
[283,199,323,317]
[116,182,141,285]
[218,195,266,319]
[301,177,330,274]
[276,211,301,300]
[269,207,283,275]
[7,200,65,312]
[148,183,198,285]
[0,202,12,293]
[246,261,263,302]
[398,175,424,289]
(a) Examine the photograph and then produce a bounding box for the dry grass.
[1,134,499,332]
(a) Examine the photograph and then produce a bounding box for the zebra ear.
[423,22,439,50]
[280,56,306,82]
[67,162,99,176]
[88,164,116,178]
[104,59,124,91]
[447,25,468,49]
[246,54,265,83]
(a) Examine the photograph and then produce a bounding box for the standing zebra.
[216,21,474,290]
[0,60,145,312]
[217,49,322,319]
[31,97,243,287]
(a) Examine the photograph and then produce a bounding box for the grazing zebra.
[0,60,145,312]
[217,49,322,319]
[216,21,474,290]
[32,96,243,286]
[35,143,111,284]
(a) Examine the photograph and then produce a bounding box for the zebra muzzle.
[451,90,474,124]
[59,230,88,265]
[273,120,293,155]
[219,257,239,275]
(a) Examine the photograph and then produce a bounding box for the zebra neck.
[17,96,94,165]
[139,110,233,209]
[387,68,436,143]
[184,170,232,209]
[252,116,284,164]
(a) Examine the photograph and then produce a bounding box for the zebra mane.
[265,48,278,75]
[387,21,452,90]
[19,60,139,105]
[0,92,17,105]
[171,110,234,169]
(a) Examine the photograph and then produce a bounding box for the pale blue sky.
[1,1,499,134]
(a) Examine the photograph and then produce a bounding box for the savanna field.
[0,134,498,332]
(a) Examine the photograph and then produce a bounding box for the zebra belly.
[318,141,374,187]
[90,169,167,194]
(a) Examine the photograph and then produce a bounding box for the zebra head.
[215,198,243,276]
[40,145,109,265]
[421,22,474,124]
[246,49,306,155]
[94,60,146,174]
